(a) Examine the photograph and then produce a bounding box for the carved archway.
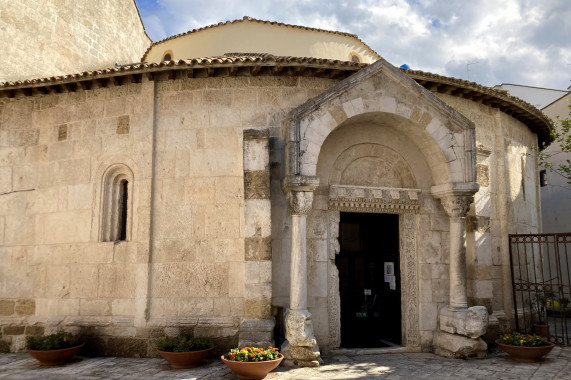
[283,58,480,361]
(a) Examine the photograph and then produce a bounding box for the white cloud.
[137,0,571,89]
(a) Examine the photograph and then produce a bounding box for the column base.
[433,331,487,359]
[439,306,488,338]
[282,309,321,367]
[281,341,322,367]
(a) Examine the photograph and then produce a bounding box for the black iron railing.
[509,233,571,346]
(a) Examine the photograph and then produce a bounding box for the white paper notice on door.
[384,262,396,290]
[385,274,396,290]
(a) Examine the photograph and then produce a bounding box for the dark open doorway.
[336,212,401,348]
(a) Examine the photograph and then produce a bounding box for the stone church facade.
[0,1,552,363]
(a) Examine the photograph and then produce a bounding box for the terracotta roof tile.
[402,68,553,146]
[0,54,364,89]
[0,55,551,146]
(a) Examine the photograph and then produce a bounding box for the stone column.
[433,194,489,359]
[282,175,321,367]
[441,195,472,310]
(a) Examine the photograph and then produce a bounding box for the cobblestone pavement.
[1,346,570,380]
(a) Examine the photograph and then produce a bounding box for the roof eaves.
[0,54,366,93]
[402,68,554,147]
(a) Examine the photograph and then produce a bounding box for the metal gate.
[509,233,571,345]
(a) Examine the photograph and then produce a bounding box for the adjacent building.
[496,84,571,233]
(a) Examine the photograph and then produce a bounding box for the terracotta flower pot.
[496,340,555,363]
[26,343,85,366]
[221,353,284,379]
[157,347,214,369]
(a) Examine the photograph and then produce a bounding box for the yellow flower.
[520,339,524,343]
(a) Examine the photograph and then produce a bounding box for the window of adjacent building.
[101,165,133,242]
[540,170,547,187]
[162,50,174,61]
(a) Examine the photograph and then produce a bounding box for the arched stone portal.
[281,58,486,366]
[313,123,425,351]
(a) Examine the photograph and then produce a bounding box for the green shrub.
[156,335,213,352]
[25,331,80,351]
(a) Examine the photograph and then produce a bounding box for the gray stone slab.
[0,347,569,379]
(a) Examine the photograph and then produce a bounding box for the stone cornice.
[431,182,480,199]
[282,175,320,193]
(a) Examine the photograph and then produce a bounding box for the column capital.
[283,175,319,216]
[287,191,314,216]
[440,195,473,218]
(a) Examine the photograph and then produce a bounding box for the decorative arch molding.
[286,57,478,191]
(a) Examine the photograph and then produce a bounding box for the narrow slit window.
[119,180,128,241]
[101,165,133,242]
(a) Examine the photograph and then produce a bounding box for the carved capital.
[287,191,314,216]
[283,175,318,216]
[440,195,473,218]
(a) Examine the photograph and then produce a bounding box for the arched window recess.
[100,164,133,242]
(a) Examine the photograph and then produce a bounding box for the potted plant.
[25,331,84,366]
[221,346,283,379]
[156,334,214,369]
[496,331,555,363]
[531,291,553,337]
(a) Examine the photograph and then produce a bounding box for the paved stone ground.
[0,346,570,379]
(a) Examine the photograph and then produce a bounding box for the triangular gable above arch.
[285,58,479,197]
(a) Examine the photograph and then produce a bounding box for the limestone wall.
[0,81,155,354]
[0,0,151,82]
[0,74,338,355]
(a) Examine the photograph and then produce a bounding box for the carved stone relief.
[440,195,473,218]
[328,185,421,214]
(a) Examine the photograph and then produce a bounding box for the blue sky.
[135,0,570,90]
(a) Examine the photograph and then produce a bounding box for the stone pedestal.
[433,331,487,359]
[282,176,321,367]
[439,306,488,338]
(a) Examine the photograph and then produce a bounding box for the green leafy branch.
[533,104,571,186]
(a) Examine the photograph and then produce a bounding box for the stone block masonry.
[0,0,150,82]
[240,129,275,347]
